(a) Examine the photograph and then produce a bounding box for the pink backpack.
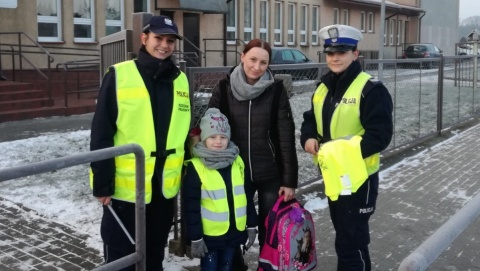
[258,196,317,271]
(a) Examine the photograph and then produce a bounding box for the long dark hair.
[243,39,272,63]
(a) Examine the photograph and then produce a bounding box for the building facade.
[0,0,459,70]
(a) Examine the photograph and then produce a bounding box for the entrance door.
[183,13,200,67]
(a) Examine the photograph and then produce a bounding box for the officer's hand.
[97,196,111,206]
[304,138,319,155]
[191,238,208,258]
[245,228,257,250]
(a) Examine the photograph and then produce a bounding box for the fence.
[0,144,147,271]
[187,55,480,186]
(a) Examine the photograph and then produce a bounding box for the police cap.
[319,24,363,53]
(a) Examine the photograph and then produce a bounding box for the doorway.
[183,13,201,67]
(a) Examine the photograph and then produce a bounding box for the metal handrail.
[203,38,245,66]
[0,144,147,271]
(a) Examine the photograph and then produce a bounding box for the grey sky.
[459,0,480,20]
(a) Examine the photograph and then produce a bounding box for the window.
[389,19,395,46]
[287,3,295,45]
[383,20,387,45]
[105,0,124,35]
[259,0,268,41]
[274,1,282,45]
[368,12,374,32]
[311,6,319,45]
[343,9,349,25]
[244,0,253,42]
[73,0,94,42]
[0,0,17,8]
[397,20,402,46]
[134,0,150,13]
[333,8,339,24]
[226,0,237,44]
[37,0,62,42]
[360,11,366,32]
[300,5,308,45]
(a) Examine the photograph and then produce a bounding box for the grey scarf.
[230,63,275,101]
[192,141,240,169]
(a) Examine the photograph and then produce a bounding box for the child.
[183,108,258,271]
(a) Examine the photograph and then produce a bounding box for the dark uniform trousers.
[328,174,379,271]
[100,183,175,271]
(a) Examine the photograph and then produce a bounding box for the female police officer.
[300,24,393,271]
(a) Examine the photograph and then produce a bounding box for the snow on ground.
[0,130,330,270]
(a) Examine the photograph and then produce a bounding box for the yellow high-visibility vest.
[188,157,247,236]
[312,72,380,200]
[90,60,191,203]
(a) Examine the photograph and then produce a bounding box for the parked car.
[270,47,318,80]
[402,43,443,69]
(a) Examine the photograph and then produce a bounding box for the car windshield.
[406,45,427,52]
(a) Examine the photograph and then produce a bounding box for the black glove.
[245,228,257,250]
[191,238,208,258]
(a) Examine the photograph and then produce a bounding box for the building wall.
[420,0,459,55]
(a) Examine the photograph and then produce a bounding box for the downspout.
[225,0,232,66]
[418,11,426,42]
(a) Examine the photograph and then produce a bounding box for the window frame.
[37,0,62,42]
[311,5,319,45]
[333,8,339,24]
[343,9,349,25]
[274,1,283,45]
[259,0,269,42]
[368,12,374,33]
[105,0,125,36]
[360,11,366,32]
[244,0,253,42]
[299,4,308,46]
[73,0,95,43]
[389,19,395,46]
[397,20,402,46]
[384,19,388,46]
[226,0,237,45]
[287,3,295,45]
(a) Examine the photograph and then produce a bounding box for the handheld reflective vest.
[90,60,191,203]
[188,157,247,236]
[312,72,380,200]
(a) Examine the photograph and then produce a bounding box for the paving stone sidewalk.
[1,114,480,270]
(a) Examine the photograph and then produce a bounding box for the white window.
[274,1,283,45]
[37,0,62,42]
[360,11,366,32]
[0,0,17,8]
[384,20,387,45]
[300,5,308,45]
[105,0,124,35]
[134,0,151,13]
[259,0,269,41]
[333,8,339,24]
[226,0,237,44]
[311,6,319,45]
[397,20,402,46]
[343,9,349,25]
[287,3,295,45]
[73,0,95,42]
[390,19,395,46]
[244,0,253,42]
[368,12,374,33]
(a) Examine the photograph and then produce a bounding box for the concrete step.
[0,98,54,112]
[0,89,46,100]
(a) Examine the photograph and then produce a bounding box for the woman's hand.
[279,187,295,202]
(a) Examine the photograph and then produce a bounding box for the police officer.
[90,15,191,270]
[300,24,393,270]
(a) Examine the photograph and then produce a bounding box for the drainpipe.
[418,11,426,42]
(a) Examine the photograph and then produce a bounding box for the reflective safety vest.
[90,60,191,203]
[189,157,247,236]
[312,72,380,199]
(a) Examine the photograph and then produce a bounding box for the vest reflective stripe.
[90,60,190,203]
[312,72,380,195]
[189,157,247,236]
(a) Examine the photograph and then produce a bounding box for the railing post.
[437,56,444,135]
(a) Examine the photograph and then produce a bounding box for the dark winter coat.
[300,60,393,163]
[90,47,186,197]
[183,163,258,249]
[208,71,298,188]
